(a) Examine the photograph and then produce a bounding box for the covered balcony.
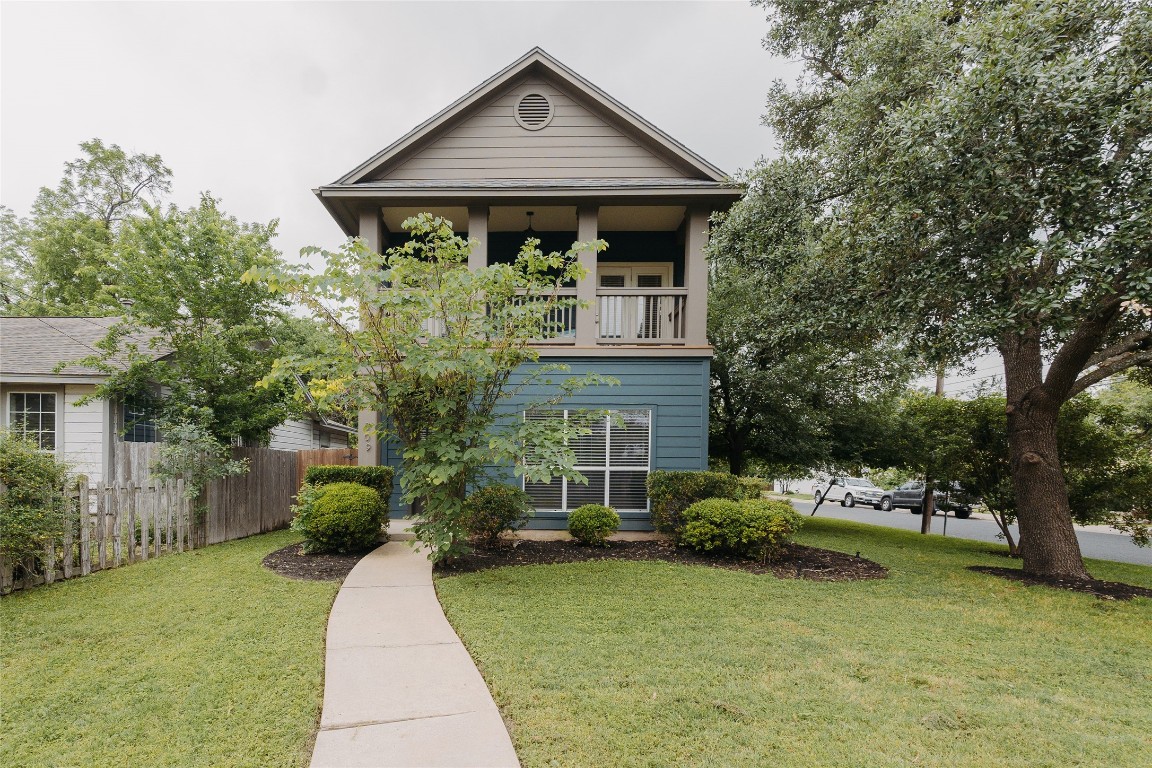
[371,203,711,352]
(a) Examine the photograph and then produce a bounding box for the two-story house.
[315,48,740,529]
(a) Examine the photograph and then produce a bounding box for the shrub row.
[647,470,744,535]
[302,465,394,501]
[680,498,804,563]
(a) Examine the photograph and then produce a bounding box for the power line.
[0,279,122,361]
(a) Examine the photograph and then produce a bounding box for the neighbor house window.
[523,409,651,512]
[9,392,57,451]
[122,398,158,443]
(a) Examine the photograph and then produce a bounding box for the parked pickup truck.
[880,481,974,518]
[813,477,885,508]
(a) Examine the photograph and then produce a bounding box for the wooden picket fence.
[1,478,195,594]
[1,445,305,594]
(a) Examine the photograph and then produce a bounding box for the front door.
[598,264,673,339]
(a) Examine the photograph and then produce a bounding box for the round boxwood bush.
[680,498,803,563]
[291,481,385,554]
[567,504,620,546]
[461,484,534,548]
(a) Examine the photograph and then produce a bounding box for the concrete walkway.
[310,537,520,768]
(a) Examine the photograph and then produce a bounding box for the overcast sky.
[2,0,797,259]
[1,0,999,393]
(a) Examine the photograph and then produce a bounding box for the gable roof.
[316,48,740,234]
[337,47,727,185]
[0,316,166,381]
[1,318,354,432]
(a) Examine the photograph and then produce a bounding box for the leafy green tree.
[741,0,1152,578]
[80,194,295,445]
[150,417,248,511]
[707,158,913,477]
[1,139,171,315]
[888,391,1152,554]
[245,213,613,562]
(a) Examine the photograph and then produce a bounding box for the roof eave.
[315,184,743,209]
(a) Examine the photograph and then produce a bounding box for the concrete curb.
[310,541,520,768]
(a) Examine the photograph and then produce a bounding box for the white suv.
[813,477,884,508]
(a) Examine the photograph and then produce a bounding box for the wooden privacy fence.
[204,446,298,545]
[297,447,358,489]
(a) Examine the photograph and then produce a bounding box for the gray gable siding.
[378,76,685,181]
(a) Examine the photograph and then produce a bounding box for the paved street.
[788,499,1152,566]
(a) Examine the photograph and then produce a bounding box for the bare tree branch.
[1087,330,1152,368]
[1069,349,1152,397]
[801,54,852,86]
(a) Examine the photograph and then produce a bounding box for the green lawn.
[0,530,338,768]
[435,518,1152,768]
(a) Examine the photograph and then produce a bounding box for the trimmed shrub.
[568,504,620,546]
[647,470,744,538]
[680,498,804,563]
[461,484,534,548]
[738,476,769,500]
[291,481,385,554]
[303,465,394,503]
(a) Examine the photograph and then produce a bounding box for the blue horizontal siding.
[370,356,710,528]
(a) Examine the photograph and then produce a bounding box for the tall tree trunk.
[726,429,747,476]
[1001,334,1091,580]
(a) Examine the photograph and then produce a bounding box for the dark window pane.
[525,478,563,510]
[567,471,606,508]
[609,471,649,511]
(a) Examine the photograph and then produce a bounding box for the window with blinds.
[523,408,651,512]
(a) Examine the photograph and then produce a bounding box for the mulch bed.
[435,539,889,582]
[968,565,1152,601]
[261,539,889,582]
[262,543,368,582]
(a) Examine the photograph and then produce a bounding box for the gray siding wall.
[372,356,710,530]
[379,76,684,181]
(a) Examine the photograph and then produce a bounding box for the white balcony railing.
[597,288,687,343]
[421,288,578,341]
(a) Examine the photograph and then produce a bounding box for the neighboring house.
[316,48,740,528]
[0,316,352,483]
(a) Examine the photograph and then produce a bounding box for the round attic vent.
[515,92,554,130]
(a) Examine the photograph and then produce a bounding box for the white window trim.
[6,389,63,453]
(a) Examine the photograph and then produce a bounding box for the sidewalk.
[310,534,520,768]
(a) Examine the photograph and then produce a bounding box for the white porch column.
[358,207,384,467]
[684,207,711,347]
[358,208,384,255]
[467,206,488,271]
[575,205,599,346]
